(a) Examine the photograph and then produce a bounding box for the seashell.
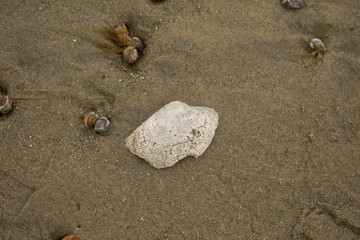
[123,46,139,64]
[94,117,111,133]
[62,235,79,240]
[281,0,304,9]
[83,111,98,128]
[132,37,144,51]
[309,38,325,51]
[0,95,13,115]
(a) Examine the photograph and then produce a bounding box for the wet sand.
[1,0,360,239]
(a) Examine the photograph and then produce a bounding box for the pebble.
[125,101,219,169]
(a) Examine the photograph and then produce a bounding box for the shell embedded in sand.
[83,111,98,128]
[94,117,111,132]
[0,95,12,115]
[123,46,139,64]
[62,235,79,240]
[309,38,325,51]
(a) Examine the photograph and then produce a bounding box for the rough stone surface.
[125,101,219,169]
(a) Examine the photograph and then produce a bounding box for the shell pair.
[0,93,12,115]
[123,36,144,64]
[96,23,144,64]
[84,112,111,133]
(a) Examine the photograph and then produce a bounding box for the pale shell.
[309,38,325,50]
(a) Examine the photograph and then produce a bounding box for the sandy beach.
[1,0,360,239]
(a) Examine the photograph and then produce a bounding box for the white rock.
[125,101,218,169]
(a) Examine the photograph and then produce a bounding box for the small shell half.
[62,235,79,240]
[309,38,325,51]
[281,0,305,9]
[123,46,139,64]
[94,117,111,132]
[0,95,13,115]
[84,111,98,128]
[132,37,144,51]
